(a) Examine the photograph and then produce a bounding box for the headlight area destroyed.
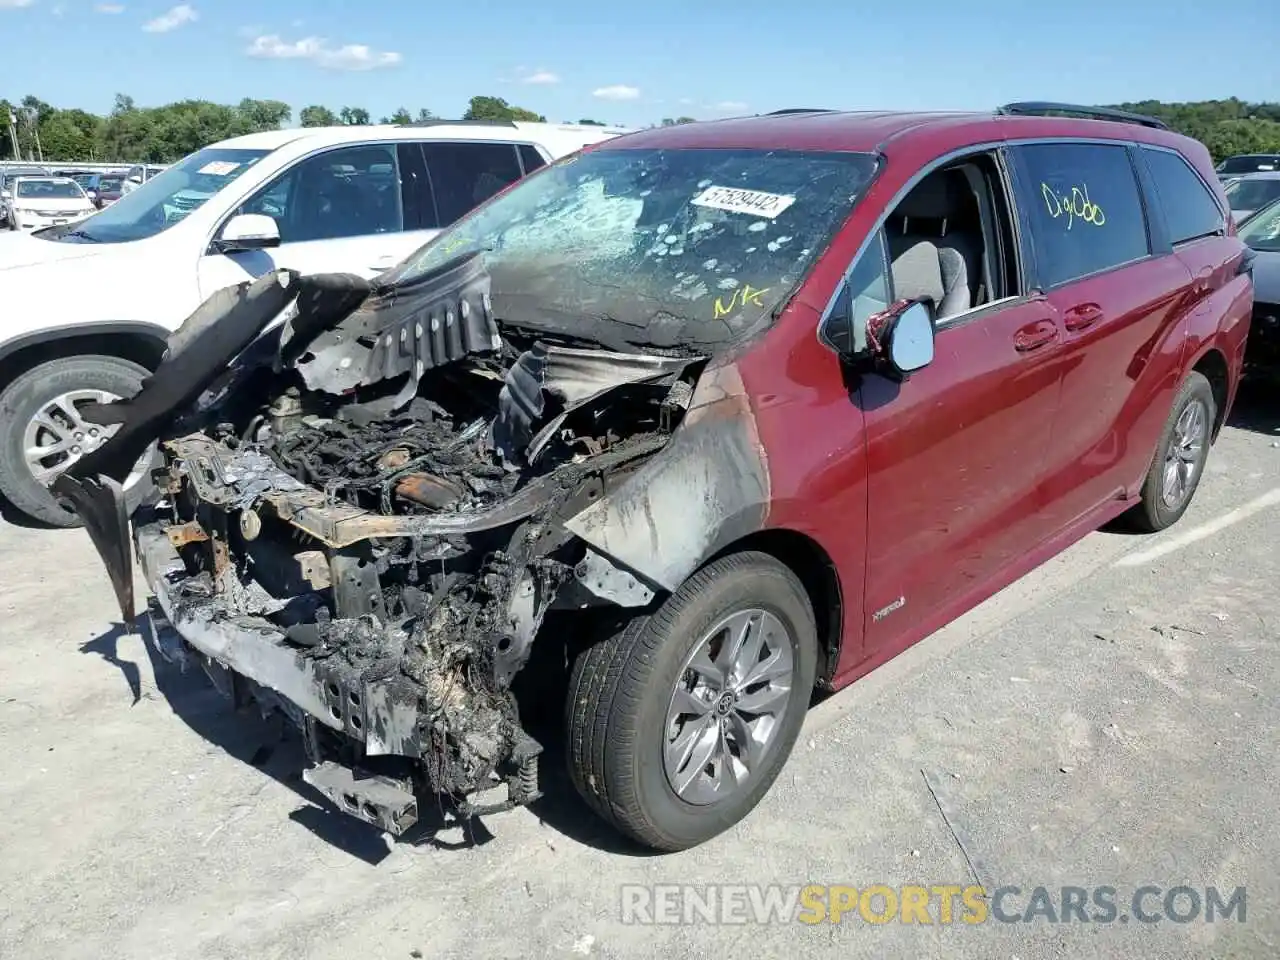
[54,259,716,836]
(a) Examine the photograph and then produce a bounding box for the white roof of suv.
[218,121,635,155]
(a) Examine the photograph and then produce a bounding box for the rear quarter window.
[1140,147,1224,244]
[1011,142,1151,287]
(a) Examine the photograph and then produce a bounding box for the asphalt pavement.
[1,385,1278,960]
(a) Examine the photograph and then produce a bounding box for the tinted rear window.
[1224,177,1280,214]
[1141,147,1224,244]
[1012,143,1151,287]
[1218,155,1279,174]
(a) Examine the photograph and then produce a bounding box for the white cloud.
[246,34,402,71]
[521,69,560,85]
[0,0,36,8]
[142,3,196,32]
[95,2,125,11]
[593,84,640,102]
[711,100,748,112]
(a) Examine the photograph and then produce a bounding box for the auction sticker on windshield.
[198,161,241,176]
[692,185,796,219]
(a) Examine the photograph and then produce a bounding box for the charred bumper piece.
[133,510,541,834]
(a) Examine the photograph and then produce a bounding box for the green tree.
[382,107,413,124]
[577,118,606,126]
[339,106,371,125]
[37,109,102,161]
[235,98,291,133]
[299,105,338,127]
[1202,119,1280,163]
[463,95,545,123]
[660,116,697,126]
[415,108,437,123]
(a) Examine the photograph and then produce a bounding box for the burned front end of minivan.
[56,142,876,838]
[54,257,754,835]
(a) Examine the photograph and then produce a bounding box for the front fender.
[0,320,170,366]
[562,360,771,591]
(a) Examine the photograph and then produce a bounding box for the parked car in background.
[1216,152,1280,182]
[0,120,629,526]
[93,173,127,208]
[2,176,98,231]
[0,164,52,226]
[1223,172,1280,223]
[64,172,104,205]
[56,103,1252,851]
[1238,196,1280,371]
[119,163,168,197]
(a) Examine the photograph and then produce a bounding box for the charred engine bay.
[150,263,705,809]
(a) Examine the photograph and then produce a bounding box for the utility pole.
[6,108,18,162]
[27,108,43,162]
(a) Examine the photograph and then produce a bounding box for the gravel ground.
[1,387,1277,960]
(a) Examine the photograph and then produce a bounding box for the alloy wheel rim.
[663,608,795,806]
[22,389,149,493]
[1161,398,1208,509]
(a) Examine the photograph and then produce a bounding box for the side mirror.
[87,190,98,200]
[869,298,936,379]
[216,213,280,252]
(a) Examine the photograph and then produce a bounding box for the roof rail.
[995,101,1169,130]
[766,108,835,116]
[397,118,519,128]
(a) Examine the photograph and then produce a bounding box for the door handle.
[1014,319,1059,352]
[1063,302,1103,331]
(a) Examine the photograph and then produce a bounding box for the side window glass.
[1012,143,1150,287]
[1141,147,1224,244]
[397,143,437,230]
[827,229,891,354]
[238,144,403,244]
[422,142,524,226]
[519,144,547,174]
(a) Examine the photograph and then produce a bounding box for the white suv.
[0,120,628,526]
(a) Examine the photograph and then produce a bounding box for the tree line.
[0,93,614,164]
[1109,100,1280,161]
[3,92,1278,166]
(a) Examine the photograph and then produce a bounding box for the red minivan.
[61,102,1254,852]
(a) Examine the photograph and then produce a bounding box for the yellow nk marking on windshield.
[713,283,771,319]
[1041,181,1105,229]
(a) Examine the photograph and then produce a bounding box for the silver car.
[1224,171,1280,224]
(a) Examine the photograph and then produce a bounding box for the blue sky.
[3,0,1278,127]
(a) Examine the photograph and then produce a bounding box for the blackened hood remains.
[54,253,709,625]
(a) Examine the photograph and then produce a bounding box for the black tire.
[0,354,152,528]
[566,551,818,851]
[1126,370,1216,533]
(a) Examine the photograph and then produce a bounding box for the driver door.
[855,159,1065,656]
[197,143,426,299]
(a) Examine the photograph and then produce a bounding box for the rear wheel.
[1127,370,1216,533]
[566,551,817,851]
[0,354,154,528]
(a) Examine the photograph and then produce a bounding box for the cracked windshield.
[396,147,879,351]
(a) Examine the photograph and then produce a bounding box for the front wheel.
[1126,370,1216,533]
[566,551,818,851]
[0,354,155,528]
